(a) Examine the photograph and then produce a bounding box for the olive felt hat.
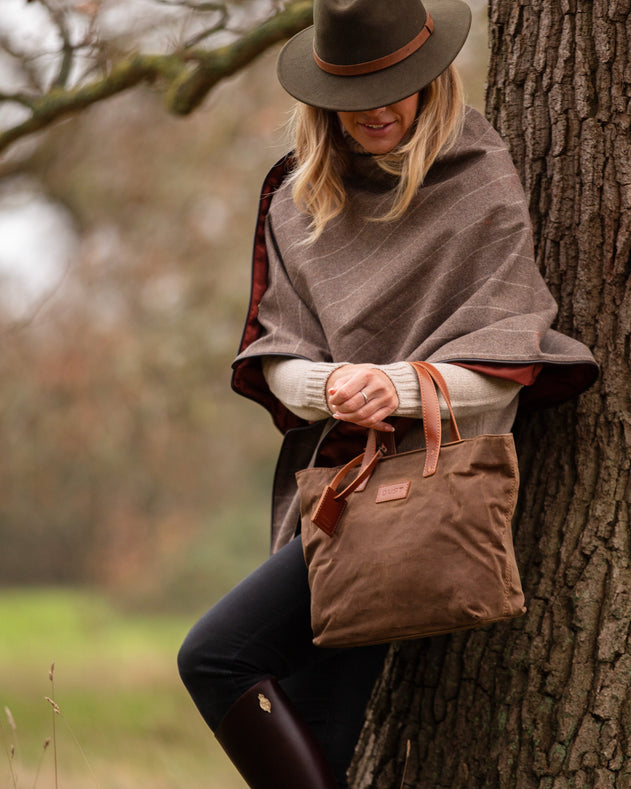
[277,0,472,112]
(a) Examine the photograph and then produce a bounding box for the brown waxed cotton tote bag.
[295,361,526,648]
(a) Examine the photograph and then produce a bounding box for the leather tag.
[312,486,346,536]
[375,481,411,503]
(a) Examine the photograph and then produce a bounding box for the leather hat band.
[313,12,434,77]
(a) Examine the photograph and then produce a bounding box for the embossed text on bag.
[375,481,411,503]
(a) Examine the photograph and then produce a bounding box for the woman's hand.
[326,364,398,432]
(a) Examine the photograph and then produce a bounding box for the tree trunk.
[350,2,631,787]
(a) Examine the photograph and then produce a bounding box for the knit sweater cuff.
[304,361,346,412]
[372,362,420,416]
[261,357,345,421]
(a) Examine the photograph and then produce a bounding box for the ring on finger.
[360,390,369,405]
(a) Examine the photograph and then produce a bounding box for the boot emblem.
[258,693,272,714]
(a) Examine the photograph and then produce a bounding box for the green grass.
[0,588,247,788]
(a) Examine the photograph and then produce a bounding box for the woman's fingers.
[326,365,398,430]
[328,367,389,407]
[331,372,395,410]
[332,406,395,432]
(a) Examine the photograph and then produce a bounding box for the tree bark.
[350,2,631,787]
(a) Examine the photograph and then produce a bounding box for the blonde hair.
[287,64,465,242]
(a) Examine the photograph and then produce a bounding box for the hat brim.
[277,0,472,111]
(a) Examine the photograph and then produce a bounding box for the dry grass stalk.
[48,662,59,789]
[2,663,97,789]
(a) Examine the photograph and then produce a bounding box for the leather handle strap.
[312,362,463,532]
[355,428,396,492]
[411,362,461,442]
[410,362,462,476]
[311,446,383,535]
[356,362,461,482]
[411,362,442,477]
[330,445,383,500]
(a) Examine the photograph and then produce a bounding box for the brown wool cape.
[232,107,598,553]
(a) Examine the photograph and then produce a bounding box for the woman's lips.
[358,121,395,135]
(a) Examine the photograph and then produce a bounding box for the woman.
[178,1,597,787]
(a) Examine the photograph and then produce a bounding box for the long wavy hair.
[286,64,465,242]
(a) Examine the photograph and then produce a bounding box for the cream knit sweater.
[262,357,522,438]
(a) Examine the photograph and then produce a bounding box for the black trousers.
[178,535,388,786]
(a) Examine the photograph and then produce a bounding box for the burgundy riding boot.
[215,677,339,788]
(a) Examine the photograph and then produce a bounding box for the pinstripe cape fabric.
[234,108,596,422]
[232,107,597,551]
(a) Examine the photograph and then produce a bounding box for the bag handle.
[358,362,460,483]
[311,445,385,536]
[354,428,396,492]
[411,362,461,476]
[410,362,442,477]
[410,361,461,444]
[361,362,461,481]
[310,362,462,533]
[329,445,383,499]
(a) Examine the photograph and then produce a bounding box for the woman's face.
[337,93,420,155]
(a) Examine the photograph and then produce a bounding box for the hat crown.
[314,0,429,67]
[276,0,472,112]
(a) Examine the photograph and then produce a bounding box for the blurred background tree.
[0,0,313,154]
[0,0,489,612]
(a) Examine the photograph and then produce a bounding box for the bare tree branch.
[168,1,313,114]
[0,32,45,93]
[36,0,76,88]
[180,5,231,49]
[0,91,37,109]
[0,1,312,156]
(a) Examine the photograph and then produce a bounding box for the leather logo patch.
[375,481,411,503]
